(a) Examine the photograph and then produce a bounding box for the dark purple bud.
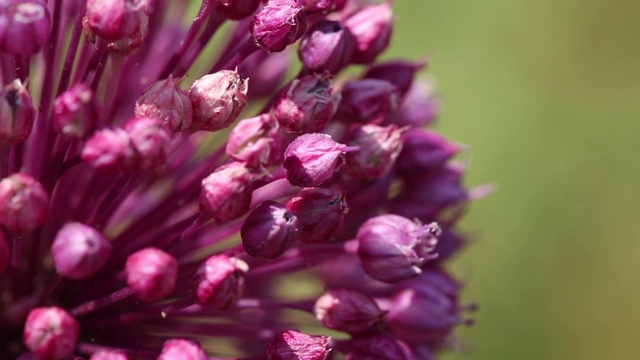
[212,0,262,20]
[387,80,440,127]
[84,0,145,41]
[126,247,178,302]
[0,0,51,55]
[302,0,346,13]
[314,289,385,333]
[90,351,129,360]
[335,79,399,124]
[343,1,393,64]
[356,214,440,283]
[396,128,458,172]
[51,222,112,279]
[52,83,98,138]
[272,73,341,134]
[283,133,353,187]
[158,339,208,360]
[239,50,292,99]
[0,173,49,233]
[0,79,36,143]
[81,128,135,172]
[298,20,354,74]
[200,162,255,222]
[189,70,248,132]
[0,232,8,274]
[195,254,248,309]
[346,334,414,360]
[365,58,427,96]
[23,307,79,360]
[344,124,405,179]
[286,187,348,243]
[226,114,282,169]
[241,200,299,259]
[267,330,331,360]
[124,116,172,169]
[134,76,193,131]
[251,0,307,53]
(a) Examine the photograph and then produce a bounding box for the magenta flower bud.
[212,0,262,20]
[90,351,128,360]
[0,173,49,233]
[286,187,347,243]
[303,0,346,13]
[158,339,208,360]
[239,50,292,99]
[388,80,440,127]
[396,128,458,171]
[52,83,98,138]
[346,334,413,360]
[195,254,248,309]
[81,128,134,172]
[106,5,149,54]
[200,162,255,222]
[23,307,79,360]
[0,79,36,143]
[0,0,51,55]
[241,200,299,259]
[267,330,331,360]
[124,116,172,169]
[0,232,8,274]
[226,114,282,169]
[365,58,427,96]
[189,70,248,132]
[356,214,440,283]
[344,124,405,179]
[134,76,193,132]
[84,0,145,41]
[298,20,354,74]
[126,247,178,302]
[314,289,385,333]
[335,79,399,124]
[283,133,352,187]
[52,222,112,279]
[272,73,341,134]
[343,2,393,64]
[251,0,307,53]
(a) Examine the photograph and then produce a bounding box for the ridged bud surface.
[335,79,399,124]
[134,76,193,131]
[126,247,178,302]
[0,173,49,233]
[85,0,145,41]
[23,307,79,360]
[314,289,385,333]
[267,330,331,360]
[283,133,352,187]
[124,116,172,170]
[343,2,393,64]
[195,254,248,309]
[344,124,405,179]
[251,0,307,52]
[299,20,354,74]
[226,114,282,169]
[52,222,112,279]
[200,162,255,222]
[241,200,299,259]
[189,70,248,132]
[286,187,348,243]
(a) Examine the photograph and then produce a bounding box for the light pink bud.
[286,187,347,244]
[298,20,354,74]
[189,70,248,132]
[124,116,172,169]
[195,254,248,309]
[365,58,427,96]
[0,0,51,55]
[23,307,79,360]
[283,133,352,187]
[81,127,135,172]
[226,114,282,169]
[52,83,98,138]
[84,0,145,41]
[200,162,255,222]
[126,247,178,302]
[0,79,36,143]
[212,0,262,20]
[314,289,385,333]
[267,330,331,360]
[90,351,129,360]
[0,232,8,274]
[52,222,112,279]
[344,124,404,179]
[251,0,307,53]
[335,79,399,124]
[241,200,299,259]
[343,2,393,64]
[158,339,208,360]
[134,76,193,131]
[0,173,49,233]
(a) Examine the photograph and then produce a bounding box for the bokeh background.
[388,1,640,359]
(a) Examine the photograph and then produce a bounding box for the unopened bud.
[314,289,385,333]
[226,114,282,169]
[0,79,36,143]
[106,4,149,54]
[0,0,51,55]
[212,0,262,20]
[84,0,146,41]
[200,162,255,222]
[343,1,393,64]
[388,80,440,127]
[396,128,458,172]
[335,79,399,124]
[90,351,129,360]
[286,187,348,244]
[52,222,112,279]
[365,58,426,96]
[81,128,134,172]
[158,339,208,360]
[251,0,307,53]
[126,247,178,302]
[23,307,79,360]
[344,124,404,179]
[267,330,331,360]
[195,254,248,309]
[346,334,414,360]
[189,70,248,132]
[52,83,98,138]
[124,116,172,169]
[299,20,354,74]
[241,201,299,259]
[134,76,193,131]
[0,173,49,233]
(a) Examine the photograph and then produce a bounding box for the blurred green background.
[388,1,640,359]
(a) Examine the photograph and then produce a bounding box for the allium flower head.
[0,0,482,358]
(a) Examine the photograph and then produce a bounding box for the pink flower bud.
[395,128,458,172]
[314,289,385,333]
[251,0,307,53]
[52,222,112,279]
[106,4,149,54]
[134,76,193,132]
[344,124,405,179]
[189,70,248,132]
[272,73,341,134]
[0,232,8,274]
[226,114,282,169]
[302,0,346,13]
[81,127,135,172]
[200,162,255,222]
[0,173,49,233]
[283,133,352,187]
[52,83,98,138]
[195,254,248,309]
[0,0,51,55]
[0,79,36,143]
[343,1,393,64]
[365,58,427,96]
[356,214,440,283]
[23,307,79,360]
[267,330,331,360]
[346,334,414,360]
[241,200,299,259]
[212,0,262,20]
[84,0,145,41]
[335,79,399,124]
[158,339,208,360]
[124,116,172,170]
[286,187,348,243]
[126,247,178,302]
[388,80,440,127]
[298,20,354,74]
[90,351,129,360]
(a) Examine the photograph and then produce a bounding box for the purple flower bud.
[241,200,299,259]
[0,79,36,143]
[286,187,348,243]
[81,128,135,172]
[226,114,282,169]
[335,79,399,124]
[344,124,405,179]
[251,0,307,53]
[314,289,385,333]
[396,129,458,173]
[212,0,262,20]
[126,247,178,302]
[239,50,292,99]
[387,80,440,127]
[90,351,129,360]
[346,334,413,360]
[23,307,79,360]
[124,116,172,169]
[343,2,393,64]
[200,162,255,222]
[302,0,346,13]
[52,83,98,138]
[106,4,149,54]
[0,173,49,233]
[189,70,248,132]
[134,76,193,132]
[365,58,427,96]
[283,133,352,187]
[0,232,8,274]
[298,20,354,74]
[356,214,440,283]
[51,222,112,279]
[158,339,208,360]
[84,0,145,41]
[272,73,341,134]
[267,330,331,360]
[195,254,248,309]
[0,0,51,55]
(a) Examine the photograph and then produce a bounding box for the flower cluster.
[0,0,479,359]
